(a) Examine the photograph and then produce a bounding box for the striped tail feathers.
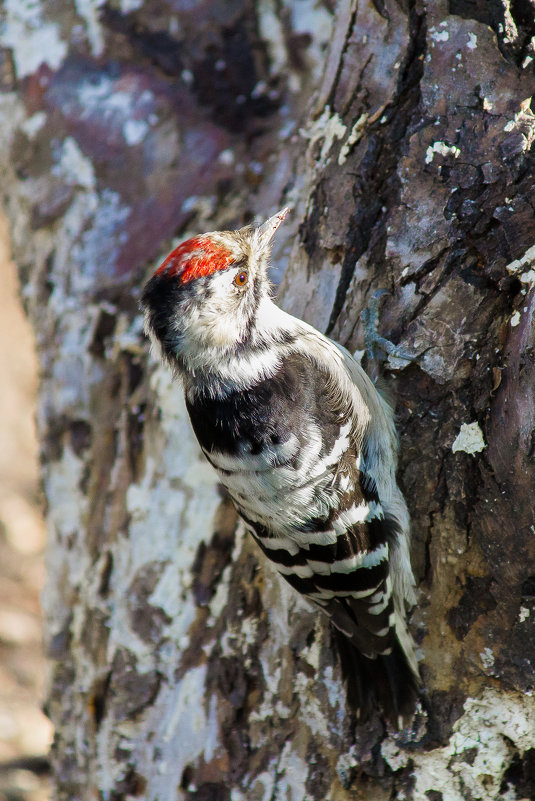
[265,544,421,725]
[324,570,421,726]
[244,516,421,724]
[333,626,421,727]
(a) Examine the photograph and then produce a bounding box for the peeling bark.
[1,0,535,799]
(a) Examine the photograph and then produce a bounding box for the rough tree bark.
[1,0,535,799]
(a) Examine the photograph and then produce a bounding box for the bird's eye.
[234,270,248,287]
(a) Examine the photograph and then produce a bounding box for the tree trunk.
[1,0,535,798]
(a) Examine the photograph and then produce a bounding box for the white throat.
[182,296,300,398]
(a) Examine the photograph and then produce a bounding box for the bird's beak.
[257,207,290,247]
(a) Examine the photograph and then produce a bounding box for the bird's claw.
[361,289,414,368]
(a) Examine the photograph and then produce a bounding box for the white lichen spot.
[480,647,495,670]
[45,445,88,545]
[322,664,344,709]
[149,562,196,625]
[120,0,143,10]
[203,694,219,762]
[506,244,535,289]
[275,700,291,719]
[506,243,535,273]
[42,445,91,633]
[207,564,231,624]
[300,106,347,166]
[219,626,240,658]
[181,195,216,218]
[452,422,486,455]
[74,0,105,57]
[294,675,329,738]
[250,696,276,725]
[240,616,259,647]
[520,269,535,288]
[301,636,321,670]
[425,141,461,164]
[274,742,309,801]
[21,111,46,138]
[250,769,276,801]
[1,0,68,78]
[504,102,534,133]
[181,68,193,85]
[288,0,332,84]
[70,189,131,283]
[337,746,359,786]
[251,79,267,98]
[412,689,535,801]
[52,136,96,191]
[112,313,144,357]
[218,148,235,166]
[161,666,210,749]
[429,26,450,42]
[208,527,244,626]
[123,118,149,145]
[381,737,411,771]
[278,117,296,140]
[258,0,287,77]
[259,0,332,89]
[519,606,530,623]
[338,113,368,165]
[77,75,155,140]
[467,32,478,50]
[510,310,521,327]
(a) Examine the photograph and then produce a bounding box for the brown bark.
[1,0,535,799]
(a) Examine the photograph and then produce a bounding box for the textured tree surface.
[1,1,535,799]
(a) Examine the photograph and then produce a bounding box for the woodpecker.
[141,208,421,724]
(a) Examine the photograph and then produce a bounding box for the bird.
[140,207,421,725]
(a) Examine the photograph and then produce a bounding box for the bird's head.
[141,208,289,375]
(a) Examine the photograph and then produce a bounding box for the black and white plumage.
[141,208,421,724]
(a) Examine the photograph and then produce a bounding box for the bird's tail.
[333,629,421,727]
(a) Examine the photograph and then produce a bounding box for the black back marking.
[186,352,347,459]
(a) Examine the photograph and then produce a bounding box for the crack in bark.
[326,0,427,334]
[325,3,359,113]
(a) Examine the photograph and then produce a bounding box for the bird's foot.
[360,290,414,370]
